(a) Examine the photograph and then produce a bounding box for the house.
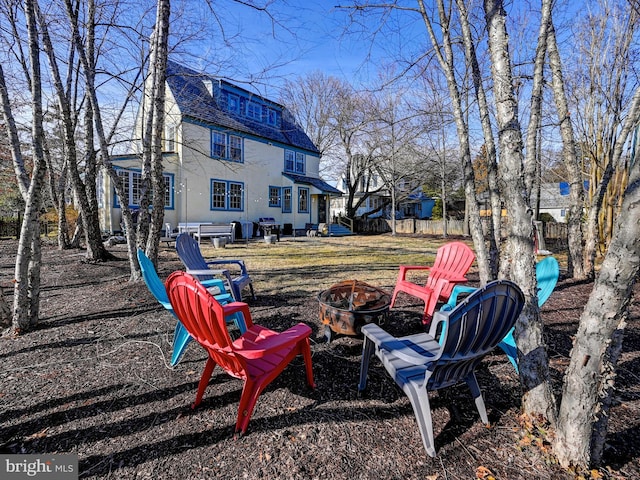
[98,60,342,237]
[538,183,572,222]
[330,172,434,220]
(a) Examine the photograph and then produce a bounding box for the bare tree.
[554,86,640,468]
[566,0,638,278]
[279,71,344,178]
[0,0,48,333]
[546,16,586,279]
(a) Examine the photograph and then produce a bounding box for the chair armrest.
[200,278,226,294]
[361,324,439,365]
[186,268,230,277]
[233,323,311,359]
[206,259,248,274]
[442,285,478,310]
[397,265,432,282]
[399,265,432,272]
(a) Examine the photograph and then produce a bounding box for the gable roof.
[166,61,319,154]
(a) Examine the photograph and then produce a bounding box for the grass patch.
[197,234,468,296]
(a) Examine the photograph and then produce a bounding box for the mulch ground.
[0,238,638,479]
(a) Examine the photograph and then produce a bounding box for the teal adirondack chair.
[136,249,246,366]
[441,256,560,372]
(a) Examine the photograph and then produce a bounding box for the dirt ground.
[0,237,639,479]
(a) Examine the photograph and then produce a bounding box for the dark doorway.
[318,195,327,223]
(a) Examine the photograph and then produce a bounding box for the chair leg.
[301,338,316,389]
[171,321,193,366]
[464,371,488,425]
[390,287,400,308]
[192,357,216,409]
[235,380,263,434]
[358,336,376,391]
[249,282,256,300]
[497,327,519,373]
[403,380,437,457]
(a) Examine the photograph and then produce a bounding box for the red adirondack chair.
[165,271,315,435]
[390,241,475,326]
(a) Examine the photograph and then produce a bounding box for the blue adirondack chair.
[358,280,525,457]
[175,233,255,302]
[441,256,560,372]
[136,249,246,366]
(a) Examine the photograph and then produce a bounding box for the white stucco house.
[99,60,342,237]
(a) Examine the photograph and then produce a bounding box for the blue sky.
[187,0,414,95]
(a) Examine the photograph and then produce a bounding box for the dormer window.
[246,100,262,121]
[266,108,277,126]
[228,93,240,113]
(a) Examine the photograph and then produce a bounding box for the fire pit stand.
[318,280,391,342]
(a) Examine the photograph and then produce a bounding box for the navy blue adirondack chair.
[358,280,525,457]
[441,256,559,371]
[175,233,255,302]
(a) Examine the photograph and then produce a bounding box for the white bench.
[193,223,235,245]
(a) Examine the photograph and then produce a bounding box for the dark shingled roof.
[166,61,319,154]
[283,173,343,195]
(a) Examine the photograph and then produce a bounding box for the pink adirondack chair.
[165,271,315,435]
[390,241,475,326]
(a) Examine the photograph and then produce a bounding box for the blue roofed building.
[99,60,341,236]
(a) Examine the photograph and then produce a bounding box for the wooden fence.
[356,217,568,244]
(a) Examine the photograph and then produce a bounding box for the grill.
[318,280,391,342]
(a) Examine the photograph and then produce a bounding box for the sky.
[189,0,588,100]
[183,0,424,97]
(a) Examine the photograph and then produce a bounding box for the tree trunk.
[546,20,586,280]
[11,0,48,333]
[37,0,111,262]
[456,0,500,276]
[145,0,171,264]
[484,0,557,423]
[417,0,491,284]
[554,124,640,466]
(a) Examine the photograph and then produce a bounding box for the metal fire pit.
[318,280,391,342]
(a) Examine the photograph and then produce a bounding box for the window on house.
[295,152,305,174]
[284,150,295,172]
[246,100,262,120]
[266,108,277,126]
[229,182,243,210]
[284,150,305,174]
[298,187,309,213]
[282,187,292,213]
[228,93,240,113]
[560,209,566,217]
[211,131,243,162]
[212,131,226,158]
[114,169,173,209]
[269,186,281,207]
[211,179,244,211]
[165,125,176,152]
[229,135,242,162]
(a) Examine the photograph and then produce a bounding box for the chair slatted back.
[175,233,215,281]
[428,280,524,390]
[425,242,475,297]
[166,272,246,378]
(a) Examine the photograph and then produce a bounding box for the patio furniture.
[358,279,525,456]
[441,256,559,372]
[390,241,475,326]
[175,233,255,301]
[136,249,245,366]
[165,271,315,435]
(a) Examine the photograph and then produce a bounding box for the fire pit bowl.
[318,280,391,342]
